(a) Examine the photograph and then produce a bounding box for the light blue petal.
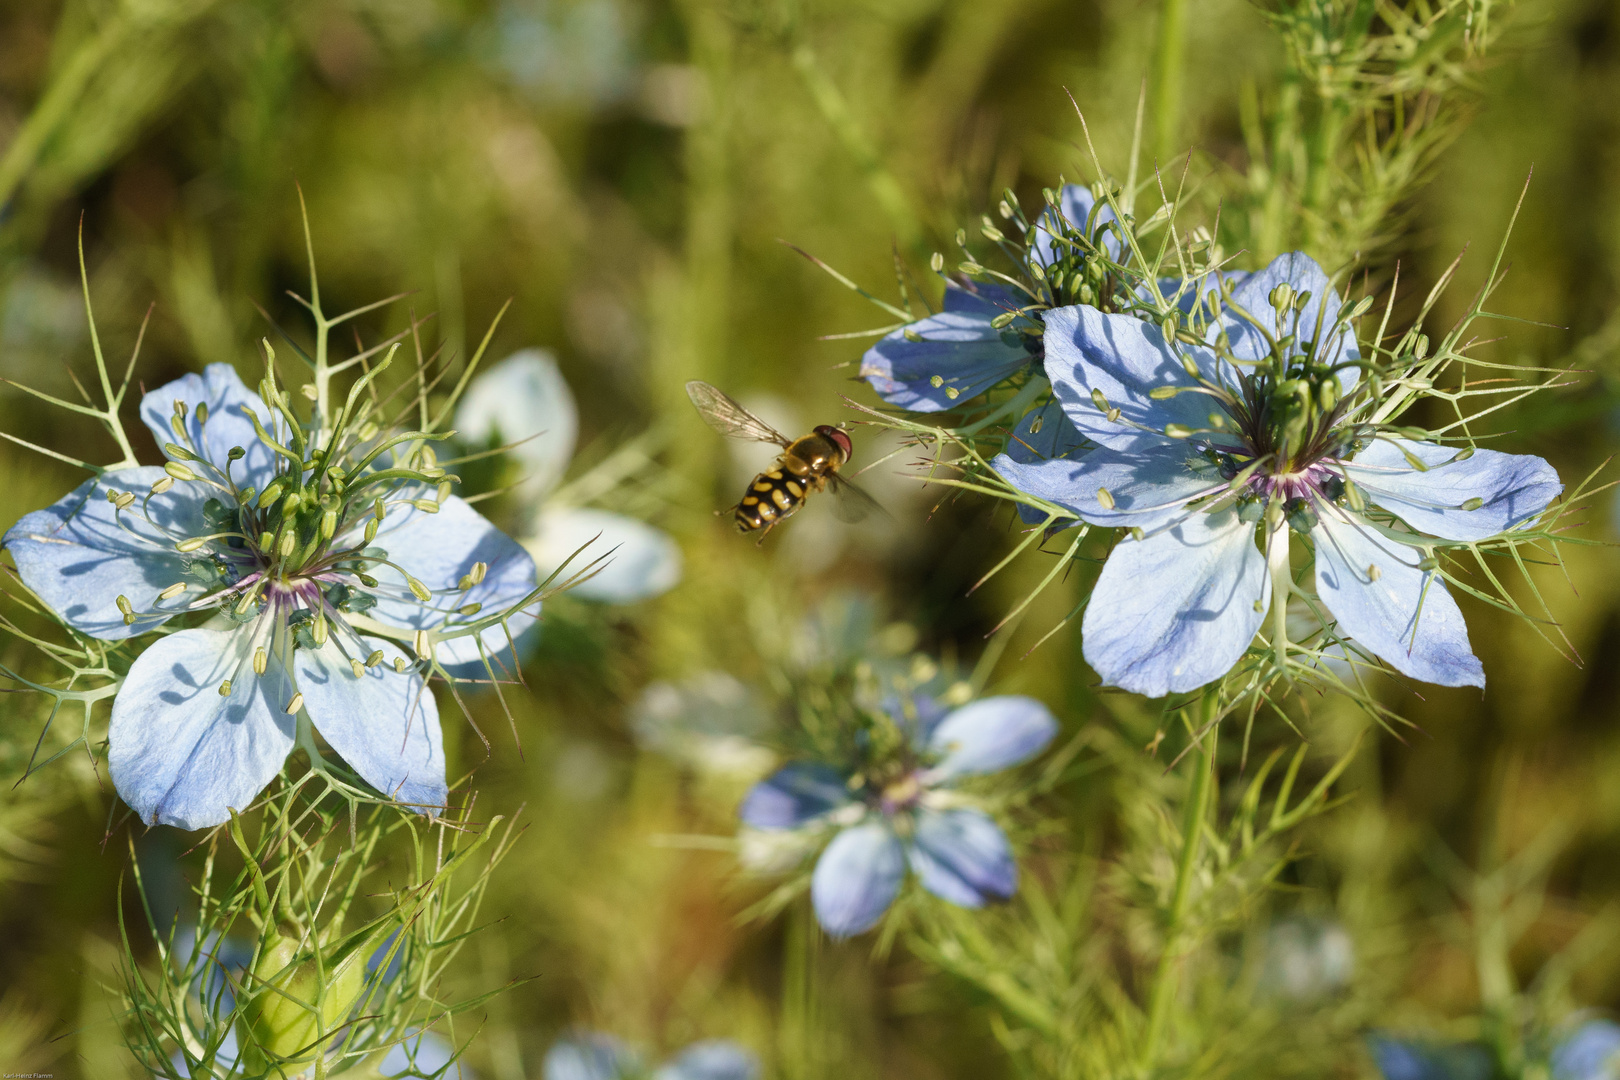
[1312,508,1483,687]
[860,299,1033,413]
[1219,252,1360,391]
[362,494,539,678]
[527,507,682,603]
[140,363,284,491]
[1004,401,1093,526]
[1044,304,1226,449]
[1033,184,1120,266]
[943,281,1024,318]
[108,625,296,829]
[811,821,905,937]
[1005,401,1091,465]
[907,806,1016,907]
[1344,437,1562,542]
[655,1041,761,1080]
[925,696,1057,780]
[544,1034,640,1080]
[994,436,1224,532]
[296,637,447,814]
[2,467,215,640]
[1081,508,1269,697]
[739,762,851,829]
[454,349,579,500]
[1552,1020,1620,1080]
[380,1030,464,1078]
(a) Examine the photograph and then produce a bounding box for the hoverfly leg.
[754,521,775,546]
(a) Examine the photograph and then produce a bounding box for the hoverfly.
[685,380,882,540]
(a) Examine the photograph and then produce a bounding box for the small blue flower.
[739,695,1058,937]
[2,364,539,829]
[544,1033,760,1080]
[994,251,1563,696]
[456,349,682,604]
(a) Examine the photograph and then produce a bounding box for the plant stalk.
[1138,688,1219,1073]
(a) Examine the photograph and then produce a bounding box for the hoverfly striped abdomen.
[686,382,878,541]
[735,461,818,531]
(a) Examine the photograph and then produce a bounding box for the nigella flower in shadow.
[994,251,1562,697]
[544,1033,759,1080]
[738,695,1057,937]
[455,349,681,603]
[2,363,539,829]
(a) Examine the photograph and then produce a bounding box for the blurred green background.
[2,0,1620,1076]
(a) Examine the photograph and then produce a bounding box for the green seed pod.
[238,930,374,1068]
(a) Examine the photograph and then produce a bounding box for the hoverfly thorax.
[685,382,881,541]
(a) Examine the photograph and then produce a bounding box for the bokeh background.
[2,0,1620,1076]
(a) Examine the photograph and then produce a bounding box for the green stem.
[790,42,921,249]
[1267,517,1291,674]
[1150,0,1190,163]
[1138,688,1220,1073]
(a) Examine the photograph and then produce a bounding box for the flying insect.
[685,380,881,539]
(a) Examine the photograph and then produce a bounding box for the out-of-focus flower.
[486,0,637,108]
[1551,1020,1620,1080]
[1367,1035,1492,1080]
[631,671,774,778]
[739,695,1057,937]
[1369,1019,1620,1080]
[3,364,539,828]
[995,251,1561,696]
[544,1032,759,1080]
[456,349,681,604]
[1257,916,1353,1002]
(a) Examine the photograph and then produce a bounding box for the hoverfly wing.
[826,472,889,524]
[685,381,791,446]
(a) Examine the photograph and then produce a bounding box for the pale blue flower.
[739,695,1057,937]
[3,363,539,829]
[860,182,1241,414]
[544,1033,759,1080]
[456,349,681,604]
[994,251,1562,696]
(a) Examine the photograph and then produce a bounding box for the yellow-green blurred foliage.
[2,0,1619,1076]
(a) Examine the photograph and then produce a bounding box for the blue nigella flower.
[1369,1019,1620,1080]
[2,363,539,829]
[993,251,1563,696]
[544,1033,759,1080]
[739,695,1058,937]
[456,349,681,603]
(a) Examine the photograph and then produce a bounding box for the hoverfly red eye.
[817,425,853,461]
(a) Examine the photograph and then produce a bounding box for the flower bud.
[238,930,373,1068]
